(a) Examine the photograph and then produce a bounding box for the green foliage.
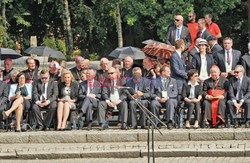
[42,36,57,49]
[56,39,66,55]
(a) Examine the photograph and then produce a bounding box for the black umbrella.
[24,46,65,59]
[0,48,22,60]
[109,46,146,60]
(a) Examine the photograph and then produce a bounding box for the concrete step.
[1,140,250,159]
[1,128,250,144]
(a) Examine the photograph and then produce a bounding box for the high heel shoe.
[2,111,8,120]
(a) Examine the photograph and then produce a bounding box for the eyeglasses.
[41,77,48,80]
[108,72,115,75]
[174,19,180,22]
[234,71,241,74]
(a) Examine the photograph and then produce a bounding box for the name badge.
[162,91,168,98]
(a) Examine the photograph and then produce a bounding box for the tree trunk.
[1,0,8,47]
[116,3,123,48]
[61,0,73,59]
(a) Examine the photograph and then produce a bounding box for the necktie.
[42,83,46,101]
[237,79,242,100]
[164,78,168,90]
[199,30,202,37]
[177,28,180,40]
[227,50,231,65]
[111,80,114,94]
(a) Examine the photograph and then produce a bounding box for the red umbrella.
[142,42,175,59]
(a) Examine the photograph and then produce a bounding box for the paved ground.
[2,157,250,163]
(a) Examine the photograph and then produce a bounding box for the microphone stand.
[122,87,167,163]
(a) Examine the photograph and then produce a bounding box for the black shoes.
[167,123,173,130]
[87,122,92,130]
[233,120,239,128]
[121,123,128,130]
[245,121,250,128]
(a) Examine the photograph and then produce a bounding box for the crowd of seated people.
[1,10,250,131]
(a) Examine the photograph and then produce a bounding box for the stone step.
[2,157,250,163]
[1,128,250,144]
[1,140,250,159]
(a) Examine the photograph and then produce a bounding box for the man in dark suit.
[166,14,191,54]
[207,35,223,57]
[2,58,14,83]
[170,39,187,101]
[22,57,39,83]
[78,68,102,130]
[142,57,154,78]
[121,56,134,79]
[240,42,250,77]
[196,18,211,40]
[227,65,250,128]
[0,80,9,122]
[214,37,241,78]
[187,37,201,70]
[96,57,110,85]
[126,67,151,129]
[32,69,58,131]
[98,67,128,130]
[150,66,178,129]
[69,56,84,82]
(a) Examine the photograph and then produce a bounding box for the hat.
[207,35,217,41]
[198,39,208,46]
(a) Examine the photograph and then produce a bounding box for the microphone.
[116,86,132,89]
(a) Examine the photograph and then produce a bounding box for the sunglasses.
[108,72,115,75]
[174,19,180,22]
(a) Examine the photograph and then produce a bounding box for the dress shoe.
[100,123,106,130]
[131,125,138,129]
[157,124,162,129]
[141,126,146,129]
[87,122,92,130]
[234,120,239,128]
[245,121,250,128]
[38,126,44,131]
[15,129,21,132]
[121,123,128,130]
[167,123,173,130]
[44,127,50,131]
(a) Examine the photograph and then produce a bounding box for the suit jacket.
[166,25,191,51]
[214,49,241,72]
[192,53,214,75]
[121,68,133,79]
[0,81,9,106]
[151,77,178,100]
[69,67,81,82]
[211,44,223,56]
[202,77,229,99]
[22,69,39,83]
[32,79,58,103]
[58,81,78,100]
[101,78,127,101]
[126,77,151,100]
[187,46,199,70]
[3,68,13,82]
[170,51,187,88]
[240,53,250,77]
[196,29,211,40]
[182,82,202,100]
[228,76,250,102]
[96,69,108,85]
[78,80,102,101]
[142,68,153,78]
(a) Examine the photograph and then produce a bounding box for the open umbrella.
[0,48,23,60]
[142,42,175,59]
[142,39,162,45]
[24,46,65,59]
[109,46,146,60]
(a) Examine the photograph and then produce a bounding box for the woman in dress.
[57,70,78,130]
[2,72,31,132]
